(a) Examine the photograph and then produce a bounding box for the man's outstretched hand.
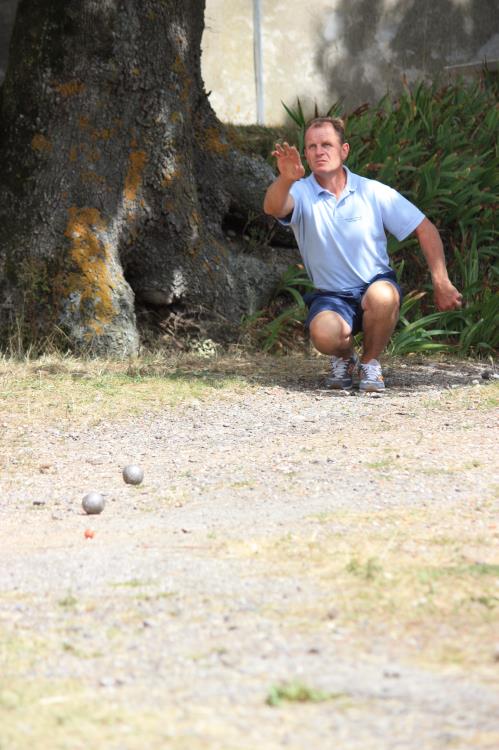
[271,142,305,182]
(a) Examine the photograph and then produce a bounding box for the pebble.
[98,676,125,688]
[383,665,401,678]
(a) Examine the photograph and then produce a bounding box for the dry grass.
[0,351,255,425]
[222,503,499,677]
[0,349,329,430]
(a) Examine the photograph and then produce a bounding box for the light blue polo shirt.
[282,166,425,291]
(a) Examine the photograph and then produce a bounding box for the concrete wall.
[1,1,498,125]
[202,0,499,124]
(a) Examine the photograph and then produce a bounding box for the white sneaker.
[326,353,359,390]
[359,359,385,392]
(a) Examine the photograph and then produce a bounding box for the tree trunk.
[0,0,285,356]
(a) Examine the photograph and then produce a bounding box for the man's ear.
[342,142,350,160]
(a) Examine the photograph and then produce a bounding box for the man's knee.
[362,281,400,313]
[309,311,352,354]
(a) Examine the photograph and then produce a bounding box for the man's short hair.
[304,117,346,145]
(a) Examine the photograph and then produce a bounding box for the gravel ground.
[0,355,498,750]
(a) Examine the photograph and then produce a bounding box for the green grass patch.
[266,681,344,707]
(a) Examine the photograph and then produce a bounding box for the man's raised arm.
[263,142,305,218]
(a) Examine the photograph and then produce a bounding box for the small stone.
[383,665,401,678]
[122,464,144,485]
[325,607,338,620]
[32,499,46,506]
[82,492,105,515]
[481,370,492,380]
[99,677,116,688]
[471,379,480,385]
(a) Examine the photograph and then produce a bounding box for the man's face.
[304,124,349,178]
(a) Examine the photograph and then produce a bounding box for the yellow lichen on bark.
[81,171,107,186]
[54,80,86,97]
[31,134,53,153]
[204,128,229,156]
[161,168,180,187]
[172,56,192,103]
[61,207,118,334]
[91,128,113,142]
[124,150,148,203]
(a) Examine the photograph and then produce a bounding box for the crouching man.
[263,117,462,392]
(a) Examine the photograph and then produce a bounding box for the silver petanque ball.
[122,464,144,485]
[82,492,106,515]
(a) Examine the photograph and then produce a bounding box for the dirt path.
[0,355,498,750]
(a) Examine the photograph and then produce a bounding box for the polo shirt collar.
[309,166,357,197]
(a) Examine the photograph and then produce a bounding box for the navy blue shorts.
[303,271,403,335]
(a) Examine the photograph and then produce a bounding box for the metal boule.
[122,464,144,485]
[82,492,105,515]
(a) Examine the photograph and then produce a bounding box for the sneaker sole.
[359,383,385,393]
[325,381,354,390]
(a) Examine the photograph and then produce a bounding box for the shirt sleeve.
[375,181,425,241]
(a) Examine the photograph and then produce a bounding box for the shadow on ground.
[152,354,495,394]
[20,352,496,395]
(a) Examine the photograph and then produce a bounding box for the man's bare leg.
[309,310,353,356]
[361,281,400,362]
[310,311,357,389]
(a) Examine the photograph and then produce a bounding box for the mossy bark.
[0,0,278,355]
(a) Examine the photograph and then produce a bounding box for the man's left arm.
[414,218,463,311]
